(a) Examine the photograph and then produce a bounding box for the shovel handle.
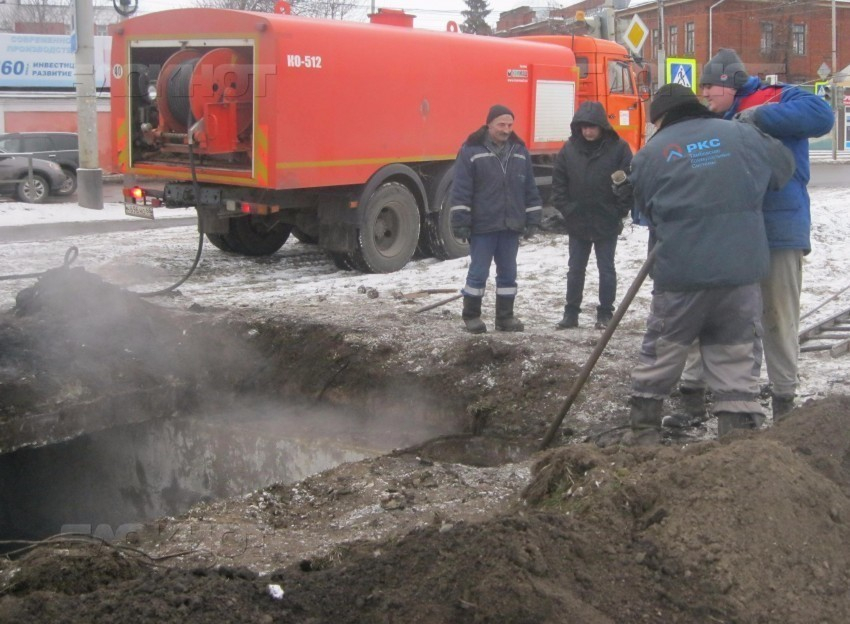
[415,293,463,313]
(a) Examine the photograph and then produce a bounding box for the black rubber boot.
[594,313,613,330]
[556,307,579,330]
[771,394,795,421]
[495,295,524,332]
[626,397,663,445]
[461,296,487,334]
[716,412,760,437]
[662,387,707,428]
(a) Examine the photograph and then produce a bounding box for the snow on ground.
[0,187,848,403]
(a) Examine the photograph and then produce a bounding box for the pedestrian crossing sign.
[814,81,828,98]
[666,58,697,93]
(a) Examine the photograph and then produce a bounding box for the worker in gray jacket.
[627,84,795,444]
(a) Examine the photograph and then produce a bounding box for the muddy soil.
[1,267,850,623]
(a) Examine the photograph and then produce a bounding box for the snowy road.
[0,187,848,404]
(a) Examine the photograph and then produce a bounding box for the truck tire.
[291,226,318,245]
[423,169,468,260]
[205,233,234,252]
[224,217,292,256]
[56,169,78,196]
[352,182,420,273]
[16,175,49,204]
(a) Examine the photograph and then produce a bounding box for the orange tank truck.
[111,5,647,273]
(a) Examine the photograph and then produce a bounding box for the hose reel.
[155,47,253,154]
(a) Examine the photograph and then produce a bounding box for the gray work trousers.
[632,284,765,415]
[681,249,802,398]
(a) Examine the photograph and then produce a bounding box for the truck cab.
[520,35,649,153]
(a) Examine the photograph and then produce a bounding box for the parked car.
[0,132,79,196]
[0,154,67,203]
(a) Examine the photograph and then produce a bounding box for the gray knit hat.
[701,48,749,89]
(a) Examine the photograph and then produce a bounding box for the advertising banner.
[0,33,111,89]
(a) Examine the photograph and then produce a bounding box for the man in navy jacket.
[450,105,542,333]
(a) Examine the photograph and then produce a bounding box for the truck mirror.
[636,69,652,102]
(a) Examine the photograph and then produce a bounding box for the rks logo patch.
[664,138,723,163]
[687,138,722,152]
[663,144,684,161]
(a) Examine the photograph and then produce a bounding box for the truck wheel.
[352,182,420,273]
[330,252,355,271]
[56,169,77,196]
[224,217,292,256]
[17,175,49,203]
[423,170,468,260]
[205,233,234,252]
[291,226,318,245]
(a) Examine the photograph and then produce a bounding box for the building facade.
[496,1,850,87]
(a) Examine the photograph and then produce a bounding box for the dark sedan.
[0,153,67,203]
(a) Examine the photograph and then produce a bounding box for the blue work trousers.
[462,230,520,297]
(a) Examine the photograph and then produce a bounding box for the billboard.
[0,33,112,89]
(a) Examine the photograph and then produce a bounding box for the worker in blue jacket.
[450,104,542,333]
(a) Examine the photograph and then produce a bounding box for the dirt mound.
[0,267,269,452]
[2,396,848,623]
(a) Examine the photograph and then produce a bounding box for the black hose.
[136,108,205,298]
[165,58,199,133]
[0,246,78,281]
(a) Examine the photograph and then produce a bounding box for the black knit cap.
[486,104,514,124]
[701,48,749,89]
[649,83,699,123]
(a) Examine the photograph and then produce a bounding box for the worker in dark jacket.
[627,84,795,444]
[450,104,543,333]
[676,48,836,422]
[551,101,633,330]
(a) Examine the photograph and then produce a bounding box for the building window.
[685,22,694,55]
[95,24,109,36]
[760,22,774,53]
[668,25,678,56]
[792,23,806,56]
[651,28,659,60]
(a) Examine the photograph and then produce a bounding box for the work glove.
[452,225,471,241]
[733,105,763,127]
[612,180,633,202]
[611,170,633,202]
[523,224,539,240]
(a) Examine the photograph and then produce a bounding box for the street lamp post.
[73,0,103,209]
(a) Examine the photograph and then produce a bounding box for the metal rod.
[800,281,850,321]
[539,245,658,450]
[415,292,463,313]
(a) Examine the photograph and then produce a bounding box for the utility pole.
[657,0,666,88]
[73,0,104,209]
[831,0,838,160]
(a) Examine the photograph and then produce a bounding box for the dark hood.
[570,101,615,138]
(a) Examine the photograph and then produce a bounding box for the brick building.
[496,1,850,86]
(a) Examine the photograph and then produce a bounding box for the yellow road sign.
[624,15,649,56]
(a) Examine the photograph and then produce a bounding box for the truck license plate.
[124,202,154,219]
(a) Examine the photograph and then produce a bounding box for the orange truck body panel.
[110,9,645,270]
[111,9,583,190]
